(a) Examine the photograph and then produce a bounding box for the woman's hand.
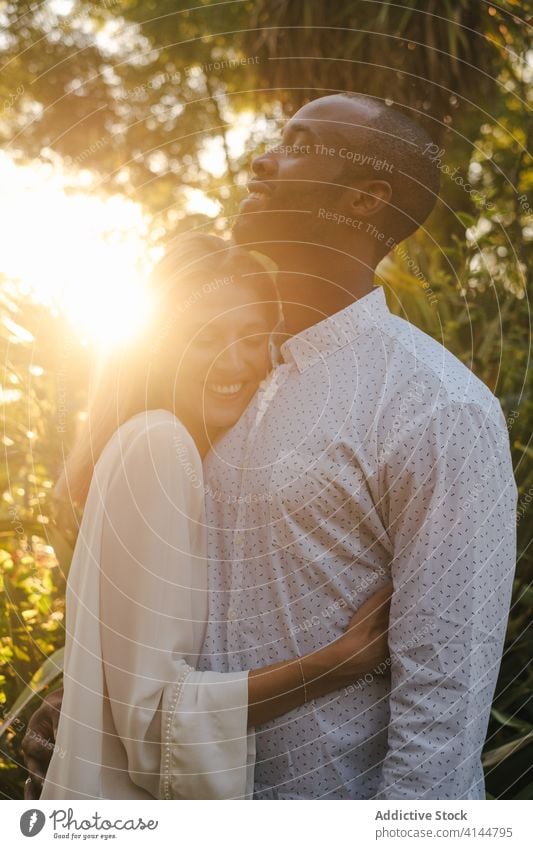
[21,688,63,799]
[329,583,392,688]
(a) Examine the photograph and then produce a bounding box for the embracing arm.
[160,584,390,800]
[247,582,391,727]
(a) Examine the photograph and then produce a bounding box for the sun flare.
[0,152,153,351]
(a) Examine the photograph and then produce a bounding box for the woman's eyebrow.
[240,321,272,333]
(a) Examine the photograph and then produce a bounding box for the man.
[24,94,516,799]
[197,93,517,799]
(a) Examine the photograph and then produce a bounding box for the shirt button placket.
[228,403,266,643]
[228,470,248,638]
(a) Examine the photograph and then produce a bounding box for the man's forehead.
[288,96,380,134]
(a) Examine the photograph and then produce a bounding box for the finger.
[24,776,41,801]
[346,589,391,631]
[24,756,47,787]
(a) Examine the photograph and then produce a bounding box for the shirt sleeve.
[100,416,253,799]
[375,402,517,799]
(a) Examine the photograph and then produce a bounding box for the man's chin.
[232,213,295,260]
[232,213,265,250]
[233,207,327,256]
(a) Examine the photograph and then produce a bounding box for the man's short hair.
[338,93,440,247]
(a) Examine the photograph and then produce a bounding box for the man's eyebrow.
[283,121,319,142]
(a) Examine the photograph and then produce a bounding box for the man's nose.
[251,149,278,179]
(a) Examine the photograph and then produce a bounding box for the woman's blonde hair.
[56,234,278,505]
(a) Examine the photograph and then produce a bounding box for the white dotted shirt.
[200,286,517,799]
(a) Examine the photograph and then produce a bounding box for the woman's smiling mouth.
[207,382,245,398]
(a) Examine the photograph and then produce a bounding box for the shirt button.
[227,608,238,621]
[234,532,245,546]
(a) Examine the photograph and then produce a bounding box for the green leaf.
[45,525,74,576]
[513,781,533,800]
[482,732,533,768]
[491,708,533,733]
[456,212,477,228]
[0,646,64,738]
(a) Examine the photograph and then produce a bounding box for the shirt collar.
[280,286,390,373]
[268,318,286,369]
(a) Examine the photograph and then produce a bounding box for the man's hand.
[21,688,63,800]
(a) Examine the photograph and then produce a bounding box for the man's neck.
[272,244,376,336]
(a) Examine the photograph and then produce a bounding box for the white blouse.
[41,410,254,800]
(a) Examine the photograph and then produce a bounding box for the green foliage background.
[0,0,531,799]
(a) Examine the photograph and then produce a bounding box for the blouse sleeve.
[99,414,253,799]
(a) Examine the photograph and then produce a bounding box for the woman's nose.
[213,342,245,375]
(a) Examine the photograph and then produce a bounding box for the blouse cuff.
[159,670,255,800]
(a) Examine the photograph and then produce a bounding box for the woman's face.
[173,277,274,436]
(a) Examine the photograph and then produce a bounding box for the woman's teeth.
[208,383,244,396]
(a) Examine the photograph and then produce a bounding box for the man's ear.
[348,180,392,218]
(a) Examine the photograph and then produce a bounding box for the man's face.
[233,96,381,252]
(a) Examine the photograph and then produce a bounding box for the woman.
[40,234,390,800]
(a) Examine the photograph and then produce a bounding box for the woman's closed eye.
[192,328,219,347]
